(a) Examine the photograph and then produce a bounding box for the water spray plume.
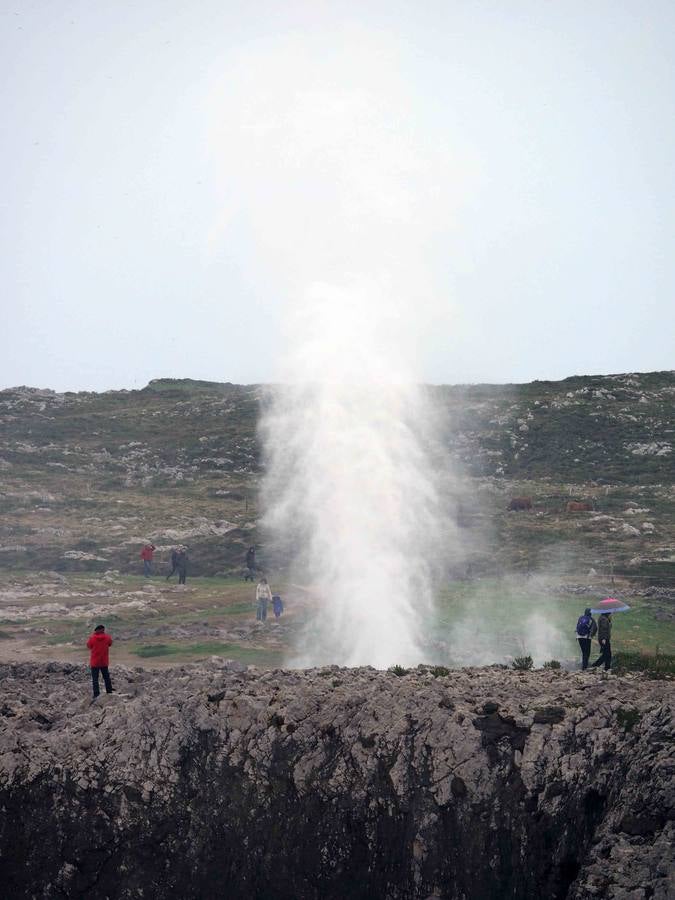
[262,282,445,667]
[210,34,460,666]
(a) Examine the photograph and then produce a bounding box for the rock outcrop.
[0,662,673,899]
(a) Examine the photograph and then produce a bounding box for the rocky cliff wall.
[0,662,673,899]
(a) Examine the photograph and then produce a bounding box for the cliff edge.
[0,662,673,899]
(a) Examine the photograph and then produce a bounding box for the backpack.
[576,615,592,637]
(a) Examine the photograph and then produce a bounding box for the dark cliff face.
[0,662,673,900]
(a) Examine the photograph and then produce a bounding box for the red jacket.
[140,545,154,561]
[87,632,113,667]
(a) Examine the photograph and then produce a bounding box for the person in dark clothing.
[245,546,256,581]
[166,547,179,580]
[87,624,113,699]
[176,547,188,585]
[576,607,598,670]
[591,613,612,670]
[272,594,284,618]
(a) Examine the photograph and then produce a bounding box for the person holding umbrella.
[589,597,631,672]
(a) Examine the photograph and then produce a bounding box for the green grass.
[133,640,283,665]
[432,577,675,660]
[46,632,82,645]
[3,571,672,671]
[613,650,675,679]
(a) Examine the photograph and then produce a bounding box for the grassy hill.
[0,372,673,581]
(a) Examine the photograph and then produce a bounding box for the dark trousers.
[178,567,187,584]
[591,640,612,671]
[578,638,592,670]
[91,666,113,697]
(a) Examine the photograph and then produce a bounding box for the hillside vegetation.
[0,372,672,580]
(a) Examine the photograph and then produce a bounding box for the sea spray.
[209,34,462,665]
[261,281,446,667]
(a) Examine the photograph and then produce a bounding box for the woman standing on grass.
[256,576,272,621]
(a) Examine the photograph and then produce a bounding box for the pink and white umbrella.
[589,597,631,614]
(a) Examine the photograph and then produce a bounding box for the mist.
[208,34,463,666]
[261,287,450,667]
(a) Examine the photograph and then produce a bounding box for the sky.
[2,0,674,392]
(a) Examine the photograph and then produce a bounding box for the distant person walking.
[256,577,272,621]
[272,594,284,619]
[140,543,155,577]
[591,613,612,671]
[176,547,188,585]
[87,624,114,700]
[576,607,598,670]
[166,548,179,580]
[245,546,256,581]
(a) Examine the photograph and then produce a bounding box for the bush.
[389,664,409,677]
[429,665,450,678]
[512,655,534,671]
[616,708,641,731]
[613,649,675,679]
[542,660,561,669]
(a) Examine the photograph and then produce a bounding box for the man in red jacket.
[140,543,155,577]
[87,624,114,699]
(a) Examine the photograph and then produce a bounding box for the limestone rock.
[0,663,672,899]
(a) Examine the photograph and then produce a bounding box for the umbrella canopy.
[589,597,631,614]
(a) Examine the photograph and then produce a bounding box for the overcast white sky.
[2,1,674,391]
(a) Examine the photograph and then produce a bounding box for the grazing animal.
[508,497,533,511]
[566,501,594,513]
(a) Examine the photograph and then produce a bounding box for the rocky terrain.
[0,662,672,899]
[0,372,673,580]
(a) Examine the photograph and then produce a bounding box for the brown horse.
[508,497,532,511]
[566,500,594,512]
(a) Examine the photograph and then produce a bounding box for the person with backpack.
[576,607,598,670]
[591,613,612,671]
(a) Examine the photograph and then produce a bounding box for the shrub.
[616,708,641,732]
[613,650,675,679]
[389,664,409,677]
[429,665,450,678]
[512,655,533,671]
[542,660,561,670]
